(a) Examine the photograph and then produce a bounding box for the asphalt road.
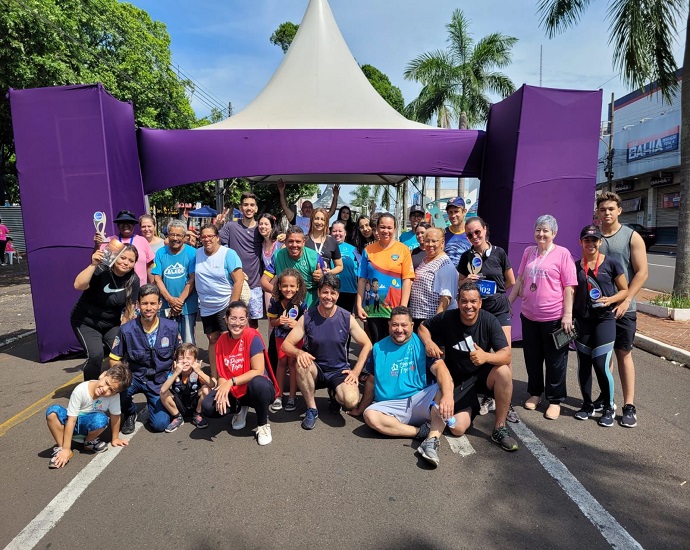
[646,253,675,293]
[1,323,688,550]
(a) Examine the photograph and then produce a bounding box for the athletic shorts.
[314,365,349,392]
[275,336,303,360]
[452,365,493,419]
[493,311,511,327]
[201,310,228,335]
[248,287,264,320]
[365,383,439,427]
[172,393,200,417]
[614,311,636,351]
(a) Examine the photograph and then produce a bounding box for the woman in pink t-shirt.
[509,215,577,420]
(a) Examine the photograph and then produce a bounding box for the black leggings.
[520,314,568,403]
[201,376,274,426]
[575,316,616,408]
[0,240,6,264]
[367,317,389,345]
[71,316,120,381]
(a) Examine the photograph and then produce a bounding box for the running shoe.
[164,415,185,433]
[301,408,319,430]
[491,426,518,452]
[232,406,249,430]
[479,396,496,416]
[598,407,615,427]
[415,422,431,441]
[592,397,616,418]
[506,405,520,423]
[121,412,137,435]
[269,397,283,412]
[284,396,298,412]
[84,438,108,453]
[328,388,341,414]
[191,413,208,429]
[574,403,596,421]
[620,404,637,428]
[417,437,440,467]
[256,424,272,446]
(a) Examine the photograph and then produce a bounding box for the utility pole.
[605,93,615,190]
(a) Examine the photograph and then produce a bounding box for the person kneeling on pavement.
[362,306,455,468]
[110,284,181,434]
[418,282,518,452]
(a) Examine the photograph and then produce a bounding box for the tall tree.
[537,0,689,295]
[270,21,299,53]
[404,9,517,199]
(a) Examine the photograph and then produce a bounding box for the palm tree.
[537,0,688,294]
[404,9,517,199]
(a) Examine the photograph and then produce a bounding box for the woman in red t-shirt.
[200,301,279,445]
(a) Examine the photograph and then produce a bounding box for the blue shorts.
[248,287,264,320]
[46,405,109,436]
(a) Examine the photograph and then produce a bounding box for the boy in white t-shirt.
[45,363,132,469]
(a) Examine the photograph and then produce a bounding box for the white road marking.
[445,434,476,457]
[647,263,673,268]
[5,423,141,550]
[511,421,644,549]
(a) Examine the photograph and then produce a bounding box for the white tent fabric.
[201,0,431,130]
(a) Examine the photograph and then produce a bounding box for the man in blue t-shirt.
[152,219,198,343]
[282,274,372,431]
[444,196,471,267]
[399,203,425,251]
[362,306,454,468]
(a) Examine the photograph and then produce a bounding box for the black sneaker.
[417,437,440,467]
[84,438,108,453]
[328,388,341,414]
[491,426,518,452]
[620,404,637,428]
[574,403,595,421]
[598,407,615,427]
[121,413,137,435]
[415,422,431,441]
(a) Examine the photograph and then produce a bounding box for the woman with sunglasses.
[458,216,516,419]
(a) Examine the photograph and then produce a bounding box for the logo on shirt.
[163,262,186,279]
[103,284,124,294]
[391,254,400,261]
[161,337,170,348]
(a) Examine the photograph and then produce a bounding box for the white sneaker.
[231,406,249,430]
[256,424,272,445]
[269,397,283,412]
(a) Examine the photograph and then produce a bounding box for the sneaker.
[574,403,595,421]
[84,438,108,453]
[165,415,185,433]
[592,397,616,418]
[270,397,283,412]
[415,422,431,441]
[506,405,520,423]
[479,396,496,416]
[328,388,341,414]
[301,407,319,430]
[51,446,62,456]
[417,437,440,467]
[284,396,298,412]
[121,413,137,435]
[620,404,637,428]
[256,424,272,445]
[232,406,249,430]
[491,426,518,452]
[598,407,615,427]
[191,413,208,429]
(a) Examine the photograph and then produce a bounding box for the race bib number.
[477,279,497,296]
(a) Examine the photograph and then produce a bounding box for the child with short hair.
[160,343,212,432]
[45,363,132,469]
[267,268,307,412]
[4,236,15,265]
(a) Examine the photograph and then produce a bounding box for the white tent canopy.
[201,0,431,130]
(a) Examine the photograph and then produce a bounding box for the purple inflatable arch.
[9,83,601,361]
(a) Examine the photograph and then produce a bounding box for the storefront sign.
[615,181,633,192]
[621,197,642,212]
[662,192,680,209]
[651,174,674,187]
[627,126,679,162]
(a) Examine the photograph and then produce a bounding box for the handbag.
[240,278,251,304]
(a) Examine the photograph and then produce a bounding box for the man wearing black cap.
[444,197,471,268]
[94,210,155,287]
[399,204,426,251]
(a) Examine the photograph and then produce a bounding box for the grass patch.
[649,293,690,308]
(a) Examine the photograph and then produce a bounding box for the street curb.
[0,329,36,349]
[635,333,690,367]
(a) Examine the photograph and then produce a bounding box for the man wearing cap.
[444,197,471,268]
[94,210,155,286]
[399,204,426,251]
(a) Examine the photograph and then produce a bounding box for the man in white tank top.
[596,192,648,428]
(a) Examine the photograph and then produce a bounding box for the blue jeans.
[119,378,171,432]
[177,313,197,344]
[46,405,109,436]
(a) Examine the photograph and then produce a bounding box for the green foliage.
[270,21,300,53]
[404,9,517,128]
[360,64,405,114]
[649,293,690,309]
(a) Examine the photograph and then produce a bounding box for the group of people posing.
[45,188,645,470]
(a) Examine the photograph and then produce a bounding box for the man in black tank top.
[596,192,648,428]
[282,274,372,430]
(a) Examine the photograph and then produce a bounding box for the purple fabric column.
[9,84,145,362]
[479,85,603,340]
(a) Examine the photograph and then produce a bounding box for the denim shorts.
[46,404,109,436]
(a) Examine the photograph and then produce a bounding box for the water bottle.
[431,401,456,428]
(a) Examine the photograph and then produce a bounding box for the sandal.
[49,449,73,469]
[523,396,541,410]
[544,404,561,420]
